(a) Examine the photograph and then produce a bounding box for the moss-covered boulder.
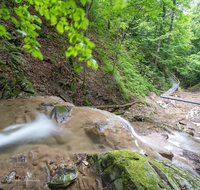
[0,80,37,100]
[50,106,72,123]
[48,165,78,188]
[88,150,200,190]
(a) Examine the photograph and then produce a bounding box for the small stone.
[185,129,194,136]
[161,134,169,140]
[159,150,174,161]
[99,144,105,149]
[52,166,57,170]
[49,160,54,165]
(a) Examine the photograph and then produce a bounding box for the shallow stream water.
[1,96,200,178]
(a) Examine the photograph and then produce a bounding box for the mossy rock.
[20,80,34,93]
[49,165,78,188]
[88,150,200,190]
[0,80,36,100]
[50,106,72,123]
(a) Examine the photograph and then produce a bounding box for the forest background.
[0,0,200,106]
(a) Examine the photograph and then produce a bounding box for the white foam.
[0,113,59,147]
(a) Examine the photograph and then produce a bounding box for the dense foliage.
[1,0,200,101]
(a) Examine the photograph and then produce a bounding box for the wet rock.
[132,115,155,122]
[158,150,174,160]
[89,150,200,190]
[182,150,200,164]
[50,106,72,123]
[21,80,35,94]
[2,171,16,184]
[99,144,105,149]
[49,165,78,187]
[41,102,54,107]
[12,154,27,164]
[185,129,194,136]
[84,126,115,149]
[179,120,187,125]
[175,123,184,131]
[95,121,108,131]
[161,133,169,140]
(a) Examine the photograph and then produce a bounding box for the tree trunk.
[154,3,166,67]
[155,39,161,66]
[82,0,93,89]
[167,0,176,49]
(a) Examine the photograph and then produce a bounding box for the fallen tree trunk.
[90,101,142,110]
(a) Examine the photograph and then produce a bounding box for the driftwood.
[90,101,142,110]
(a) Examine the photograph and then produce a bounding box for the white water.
[0,113,59,147]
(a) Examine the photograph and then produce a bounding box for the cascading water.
[0,113,60,148]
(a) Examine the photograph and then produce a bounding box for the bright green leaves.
[0,0,96,69]
[50,14,57,26]
[70,34,78,44]
[32,49,43,60]
[80,0,86,6]
[32,15,42,23]
[56,17,67,33]
[56,21,64,33]
[73,64,83,73]
[16,29,27,36]
[65,46,73,57]
[23,44,32,52]
[0,8,10,19]
[44,10,50,20]
[0,8,10,39]
[0,25,6,36]
[11,17,20,27]
[87,59,98,70]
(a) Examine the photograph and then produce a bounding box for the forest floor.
[0,18,128,106]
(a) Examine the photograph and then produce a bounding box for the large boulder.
[88,150,200,190]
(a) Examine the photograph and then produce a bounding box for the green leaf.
[0,8,9,15]
[56,22,64,33]
[23,44,31,48]
[73,64,83,73]
[80,0,86,6]
[32,50,43,60]
[15,0,22,3]
[64,25,70,31]
[33,15,42,23]
[88,41,95,48]
[65,46,73,57]
[87,59,93,67]
[72,49,78,57]
[11,17,20,27]
[23,44,32,52]
[44,10,50,20]
[73,12,80,21]
[50,15,57,26]
[16,29,27,36]
[0,25,6,36]
[2,15,10,19]
[70,35,77,44]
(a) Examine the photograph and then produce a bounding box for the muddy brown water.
[1,95,200,189]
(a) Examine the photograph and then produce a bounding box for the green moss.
[55,106,67,114]
[89,150,200,190]
[112,111,123,115]
[84,96,90,106]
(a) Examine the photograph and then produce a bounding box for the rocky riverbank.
[0,93,200,189]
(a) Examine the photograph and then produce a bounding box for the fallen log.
[90,101,142,110]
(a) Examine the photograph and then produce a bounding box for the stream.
[0,94,200,189]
